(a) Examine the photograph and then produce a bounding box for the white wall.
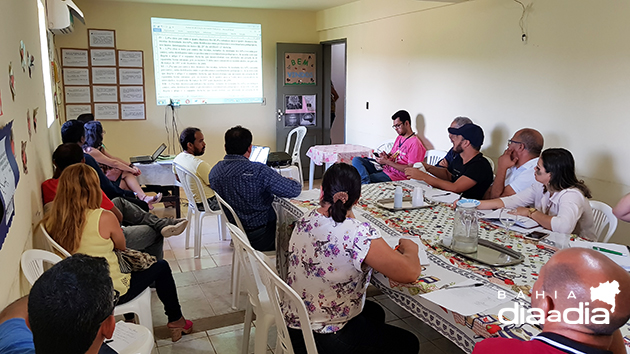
[317,0,630,243]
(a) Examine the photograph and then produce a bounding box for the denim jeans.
[351,157,392,184]
[118,260,183,323]
[287,300,419,354]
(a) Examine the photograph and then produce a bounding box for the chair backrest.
[39,223,71,258]
[173,161,216,214]
[215,193,245,232]
[425,150,447,165]
[21,249,62,285]
[590,200,618,243]
[375,140,394,154]
[253,250,318,354]
[485,156,495,172]
[284,126,307,166]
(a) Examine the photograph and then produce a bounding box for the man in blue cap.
[405,123,494,199]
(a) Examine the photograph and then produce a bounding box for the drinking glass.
[499,208,517,235]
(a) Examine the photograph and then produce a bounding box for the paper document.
[480,209,538,229]
[425,190,460,204]
[382,236,430,265]
[294,188,320,202]
[107,321,147,353]
[570,241,630,270]
[420,279,512,316]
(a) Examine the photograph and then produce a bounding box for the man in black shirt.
[405,123,493,199]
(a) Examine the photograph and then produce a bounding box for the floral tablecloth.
[305,144,373,166]
[273,181,630,353]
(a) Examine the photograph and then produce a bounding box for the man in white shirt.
[486,128,544,199]
[173,127,219,211]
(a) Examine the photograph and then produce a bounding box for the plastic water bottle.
[394,186,403,209]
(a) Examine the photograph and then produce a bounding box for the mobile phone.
[373,152,380,157]
[525,231,548,240]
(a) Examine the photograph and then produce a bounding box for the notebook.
[249,145,270,164]
[130,143,167,164]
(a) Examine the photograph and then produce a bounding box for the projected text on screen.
[151,18,263,105]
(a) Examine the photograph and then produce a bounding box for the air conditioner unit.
[47,0,85,35]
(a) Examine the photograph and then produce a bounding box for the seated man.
[473,248,630,354]
[405,123,493,200]
[208,125,302,251]
[61,120,149,211]
[42,143,187,259]
[173,127,219,211]
[352,110,426,184]
[0,254,117,354]
[437,116,473,167]
[486,128,544,198]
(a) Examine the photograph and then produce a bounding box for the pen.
[432,193,451,197]
[104,339,114,344]
[445,283,484,290]
[593,246,625,256]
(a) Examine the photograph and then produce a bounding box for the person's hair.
[76,113,95,123]
[321,163,362,223]
[224,126,252,155]
[541,148,591,198]
[452,116,473,128]
[83,121,103,149]
[180,127,201,151]
[52,143,84,173]
[41,164,102,253]
[391,110,411,125]
[29,254,115,354]
[517,128,544,156]
[61,120,85,144]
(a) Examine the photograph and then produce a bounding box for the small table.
[135,159,181,218]
[306,144,373,190]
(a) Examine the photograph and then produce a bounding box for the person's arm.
[421,163,452,180]
[404,168,477,194]
[613,193,630,222]
[0,296,28,325]
[375,155,412,172]
[98,210,126,250]
[84,154,135,199]
[111,205,123,224]
[364,238,421,283]
[477,199,506,210]
[538,191,584,234]
[264,167,302,198]
[87,149,136,174]
[488,150,517,199]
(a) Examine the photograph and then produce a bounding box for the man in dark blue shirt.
[209,126,302,251]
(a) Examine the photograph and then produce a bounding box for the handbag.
[114,248,156,273]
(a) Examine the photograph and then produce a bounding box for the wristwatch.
[528,207,537,218]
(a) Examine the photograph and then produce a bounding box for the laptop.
[249,145,270,164]
[130,143,167,164]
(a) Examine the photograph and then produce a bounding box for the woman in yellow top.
[41,164,192,342]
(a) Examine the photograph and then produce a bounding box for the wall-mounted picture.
[284,94,316,126]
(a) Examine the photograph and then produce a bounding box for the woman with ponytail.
[284,163,422,354]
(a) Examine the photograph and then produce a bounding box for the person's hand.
[511,207,530,217]
[375,155,389,165]
[404,167,427,181]
[396,238,419,255]
[497,149,517,171]
[132,166,141,176]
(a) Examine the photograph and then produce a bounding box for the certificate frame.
[117,50,144,68]
[88,28,116,48]
[61,48,89,67]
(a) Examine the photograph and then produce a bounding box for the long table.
[273,181,630,353]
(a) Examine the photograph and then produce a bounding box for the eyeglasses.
[98,289,120,324]
[507,139,523,146]
[392,123,403,129]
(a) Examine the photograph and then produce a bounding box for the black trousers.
[288,300,419,354]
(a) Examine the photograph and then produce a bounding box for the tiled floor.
[147,187,465,354]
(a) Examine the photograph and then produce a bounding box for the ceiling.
[97,0,360,11]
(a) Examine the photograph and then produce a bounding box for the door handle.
[277,109,284,121]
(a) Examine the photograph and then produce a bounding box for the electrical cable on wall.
[513,0,531,43]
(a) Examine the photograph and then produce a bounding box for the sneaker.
[161,219,189,237]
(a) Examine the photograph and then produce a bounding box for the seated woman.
[83,121,161,208]
[41,164,192,341]
[478,148,596,240]
[285,163,421,354]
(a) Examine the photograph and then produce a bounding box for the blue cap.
[448,123,484,148]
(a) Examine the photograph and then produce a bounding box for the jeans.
[118,260,183,323]
[114,197,168,260]
[351,157,392,184]
[288,300,419,354]
[246,221,276,252]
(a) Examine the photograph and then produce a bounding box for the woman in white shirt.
[285,163,422,354]
[478,148,595,240]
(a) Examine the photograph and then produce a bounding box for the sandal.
[143,193,162,206]
[168,319,193,342]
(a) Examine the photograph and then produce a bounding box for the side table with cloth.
[272,181,630,353]
[135,160,181,218]
[306,144,374,190]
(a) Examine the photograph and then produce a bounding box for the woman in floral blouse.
[284,163,422,354]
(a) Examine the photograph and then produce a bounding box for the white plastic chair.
[485,155,495,172]
[375,139,395,154]
[173,161,226,259]
[590,200,618,243]
[215,193,246,310]
[253,250,318,354]
[278,126,307,186]
[21,249,63,285]
[228,223,276,354]
[425,149,447,165]
[39,224,154,334]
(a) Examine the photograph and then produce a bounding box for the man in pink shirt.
[352,110,426,184]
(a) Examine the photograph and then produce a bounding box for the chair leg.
[217,213,226,241]
[275,336,284,354]
[231,256,241,309]
[242,301,254,354]
[185,208,193,250]
[194,212,203,258]
[136,288,154,335]
[253,315,274,354]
